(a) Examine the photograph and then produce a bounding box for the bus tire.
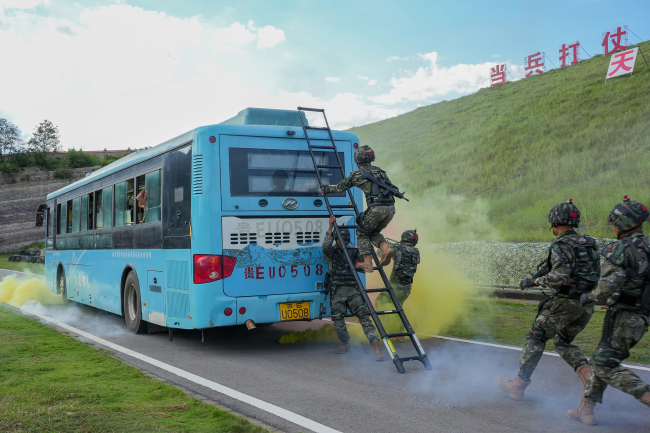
[58,268,70,306]
[123,272,147,334]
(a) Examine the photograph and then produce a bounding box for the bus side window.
[136,175,145,223]
[102,186,113,229]
[81,194,89,231]
[144,170,161,223]
[72,197,80,233]
[57,202,67,235]
[95,190,103,229]
[114,180,134,227]
[66,200,73,233]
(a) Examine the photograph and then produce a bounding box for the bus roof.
[47,109,359,200]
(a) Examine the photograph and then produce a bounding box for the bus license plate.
[279,302,310,321]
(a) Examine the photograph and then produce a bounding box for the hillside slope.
[350,41,650,241]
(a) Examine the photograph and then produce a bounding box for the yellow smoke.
[0,274,62,307]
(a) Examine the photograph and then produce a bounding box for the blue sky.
[0,0,648,150]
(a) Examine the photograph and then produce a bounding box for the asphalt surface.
[3,269,649,432]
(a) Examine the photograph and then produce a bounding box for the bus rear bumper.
[205,292,331,328]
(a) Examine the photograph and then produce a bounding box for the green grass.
[350,41,650,241]
[442,298,650,365]
[0,242,46,275]
[0,306,269,433]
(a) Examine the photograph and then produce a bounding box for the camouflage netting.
[426,239,616,286]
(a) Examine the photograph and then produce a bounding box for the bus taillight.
[193,255,237,284]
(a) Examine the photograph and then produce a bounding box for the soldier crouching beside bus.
[322,145,397,274]
[567,196,650,426]
[376,230,420,333]
[323,215,384,361]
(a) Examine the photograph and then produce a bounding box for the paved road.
[3,270,649,432]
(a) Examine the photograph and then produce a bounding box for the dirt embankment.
[0,166,97,253]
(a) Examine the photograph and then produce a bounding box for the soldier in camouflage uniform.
[497,200,600,401]
[322,145,396,274]
[376,230,420,310]
[322,215,384,361]
[567,196,650,426]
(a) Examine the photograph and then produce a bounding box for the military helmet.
[338,227,351,241]
[548,199,580,227]
[354,145,375,164]
[608,195,649,231]
[401,229,418,245]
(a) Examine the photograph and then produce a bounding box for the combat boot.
[496,375,530,401]
[638,392,650,407]
[566,396,597,425]
[335,341,351,354]
[379,242,393,267]
[358,255,375,273]
[576,363,591,389]
[372,340,384,361]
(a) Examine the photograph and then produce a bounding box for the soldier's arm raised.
[536,243,573,288]
[324,171,358,194]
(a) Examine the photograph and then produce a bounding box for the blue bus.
[44,108,362,333]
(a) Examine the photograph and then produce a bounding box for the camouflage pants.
[585,310,650,403]
[375,284,411,334]
[518,297,593,382]
[330,284,379,344]
[358,205,395,256]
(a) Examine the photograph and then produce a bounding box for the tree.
[27,120,61,154]
[0,118,24,160]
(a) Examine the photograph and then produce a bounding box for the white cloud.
[257,25,285,49]
[493,54,500,58]
[371,51,524,105]
[386,56,408,62]
[0,0,48,10]
[358,75,377,86]
[210,22,256,53]
[325,76,342,83]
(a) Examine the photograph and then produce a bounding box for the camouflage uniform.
[584,231,650,403]
[324,163,395,257]
[322,232,379,344]
[517,229,600,382]
[376,241,420,334]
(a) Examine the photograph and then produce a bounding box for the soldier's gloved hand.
[520,278,536,290]
[580,292,594,306]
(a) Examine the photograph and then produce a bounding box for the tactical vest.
[362,166,396,207]
[605,234,650,310]
[392,244,420,284]
[555,233,600,298]
[328,247,359,285]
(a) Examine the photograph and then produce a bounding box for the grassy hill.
[350,41,650,241]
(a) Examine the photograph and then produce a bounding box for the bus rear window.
[229,148,345,197]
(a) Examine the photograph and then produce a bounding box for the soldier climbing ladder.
[297,106,432,374]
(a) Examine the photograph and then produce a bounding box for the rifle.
[318,273,332,320]
[361,171,409,202]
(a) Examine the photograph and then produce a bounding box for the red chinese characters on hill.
[608,49,637,78]
[525,52,545,77]
[602,26,627,56]
[490,65,506,87]
[559,42,580,68]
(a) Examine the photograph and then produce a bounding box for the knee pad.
[331,309,345,321]
[593,341,627,368]
[555,329,576,346]
[353,304,370,318]
[528,323,550,344]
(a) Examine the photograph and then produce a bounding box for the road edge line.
[24,309,343,433]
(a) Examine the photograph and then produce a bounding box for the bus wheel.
[58,268,70,305]
[123,272,147,334]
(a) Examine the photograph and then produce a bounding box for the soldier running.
[322,145,397,273]
[322,215,384,361]
[567,196,650,426]
[497,200,600,400]
[376,230,420,320]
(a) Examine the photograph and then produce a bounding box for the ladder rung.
[386,332,411,338]
[297,107,325,112]
[399,356,425,362]
[328,204,355,209]
[304,126,330,131]
[309,144,336,149]
[316,164,341,169]
[376,310,399,315]
[365,288,389,293]
[337,225,358,230]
